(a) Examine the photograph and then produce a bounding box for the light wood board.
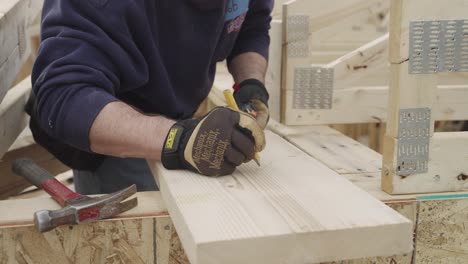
[0,0,40,103]
[268,120,382,175]
[148,131,412,264]
[265,19,282,122]
[281,84,468,125]
[0,76,31,158]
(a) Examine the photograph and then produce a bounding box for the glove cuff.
[161,124,186,170]
[235,79,269,106]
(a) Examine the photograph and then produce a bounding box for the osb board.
[0,219,155,263]
[0,217,192,264]
[321,201,416,264]
[415,199,468,264]
[0,192,189,264]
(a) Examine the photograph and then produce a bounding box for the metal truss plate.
[396,108,431,175]
[293,67,334,109]
[409,20,468,74]
[287,15,310,57]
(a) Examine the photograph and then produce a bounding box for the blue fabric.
[32,0,273,155]
[73,157,158,194]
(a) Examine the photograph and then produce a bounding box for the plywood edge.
[0,191,168,228]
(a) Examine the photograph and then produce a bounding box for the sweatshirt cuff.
[59,88,119,152]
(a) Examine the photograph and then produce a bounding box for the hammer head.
[34,185,138,232]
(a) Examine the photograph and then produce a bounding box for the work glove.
[161,107,265,177]
[234,79,270,129]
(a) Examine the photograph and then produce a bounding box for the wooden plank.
[0,0,40,103]
[382,132,468,194]
[282,84,468,125]
[0,0,24,67]
[268,120,382,174]
[265,20,282,122]
[385,62,438,139]
[0,47,23,103]
[327,33,389,91]
[148,131,412,264]
[0,76,30,158]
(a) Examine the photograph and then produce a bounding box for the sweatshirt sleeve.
[227,0,273,62]
[32,0,147,152]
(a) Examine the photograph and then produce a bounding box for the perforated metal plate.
[409,20,468,74]
[293,67,334,109]
[396,108,431,175]
[287,15,310,58]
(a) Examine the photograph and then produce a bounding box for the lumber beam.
[0,0,42,103]
[148,131,412,264]
[0,76,30,159]
[268,120,382,174]
[265,20,282,122]
[282,84,468,125]
[327,33,389,90]
[383,132,468,194]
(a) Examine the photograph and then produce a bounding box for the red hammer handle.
[12,158,81,206]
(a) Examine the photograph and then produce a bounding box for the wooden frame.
[382,0,468,194]
[278,0,468,126]
[280,0,390,125]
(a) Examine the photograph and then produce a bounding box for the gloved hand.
[161,107,265,177]
[234,79,270,129]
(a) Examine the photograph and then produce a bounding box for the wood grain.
[149,131,412,264]
[268,120,382,174]
[0,76,30,159]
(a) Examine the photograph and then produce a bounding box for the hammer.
[12,158,138,233]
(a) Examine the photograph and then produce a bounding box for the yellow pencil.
[223,90,261,166]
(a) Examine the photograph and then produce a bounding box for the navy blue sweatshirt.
[32,0,273,155]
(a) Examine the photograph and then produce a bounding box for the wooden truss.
[382,0,468,194]
[279,0,468,125]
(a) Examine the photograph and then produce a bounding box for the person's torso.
[114,0,251,119]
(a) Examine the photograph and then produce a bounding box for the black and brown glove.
[234,79,270,129]
[161,107,265,177]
